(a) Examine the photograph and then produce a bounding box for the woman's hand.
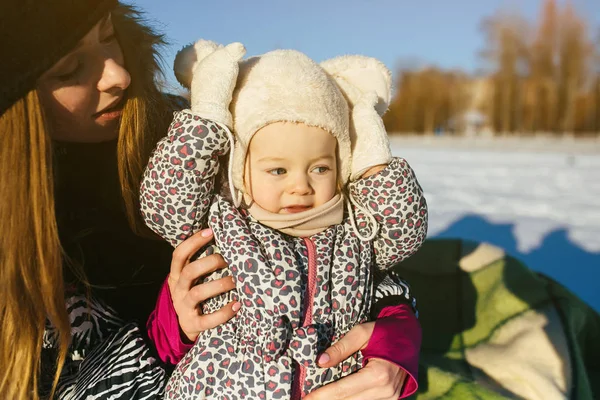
[305,322,407,400]
[169,228,240,342]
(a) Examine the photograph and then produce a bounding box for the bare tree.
[480,11,529,134]
[383,0,600,136]
[556,2,592,133]
[529,0,558,132]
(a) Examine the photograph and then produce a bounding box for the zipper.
[291,237,318,399]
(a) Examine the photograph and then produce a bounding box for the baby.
[141,40,427,399]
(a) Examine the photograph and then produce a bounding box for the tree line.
[384,0,600,135]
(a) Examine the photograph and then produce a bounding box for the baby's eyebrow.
[257,157,286,163]
[310,154,335,162]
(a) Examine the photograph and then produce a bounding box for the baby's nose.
[288,175,312,195]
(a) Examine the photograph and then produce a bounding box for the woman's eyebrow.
[69,14,112,51]
[99,14,112,29]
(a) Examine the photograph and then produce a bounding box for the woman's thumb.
[316,322,374,367]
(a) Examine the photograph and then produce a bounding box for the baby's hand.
[350,91,392,181]
[174,40,246,130]
[168,228,241,342]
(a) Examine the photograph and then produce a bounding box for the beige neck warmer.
[247,194,344,237]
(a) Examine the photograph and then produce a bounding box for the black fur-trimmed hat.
[0,0,118,116]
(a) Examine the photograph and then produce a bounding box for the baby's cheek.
[252,189,281,213]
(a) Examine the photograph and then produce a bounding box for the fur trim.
[173,44,197,88]
[112,3,167,94]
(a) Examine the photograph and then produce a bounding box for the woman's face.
[37,14,131,142]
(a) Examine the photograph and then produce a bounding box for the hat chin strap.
[222,124,243,208]
[346,194,378,242]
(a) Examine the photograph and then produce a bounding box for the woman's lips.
[95,109,123,121]
[94,97,125,121]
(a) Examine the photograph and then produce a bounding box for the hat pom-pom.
[174,39,222,88]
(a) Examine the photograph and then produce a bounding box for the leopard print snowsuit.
[140,110,428,399]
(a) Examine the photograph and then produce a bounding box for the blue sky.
[128,0,599,90]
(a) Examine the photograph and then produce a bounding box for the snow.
[390,135,600,312]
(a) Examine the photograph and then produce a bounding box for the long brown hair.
[0,4,173,398]
[0,91,70,399]
[113,4,173,234]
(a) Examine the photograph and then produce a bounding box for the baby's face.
[244,122,338,214]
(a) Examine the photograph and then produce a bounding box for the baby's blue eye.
[268,168,286,176]
[312,166,330,174]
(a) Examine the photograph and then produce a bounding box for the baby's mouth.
[282,205,312,214]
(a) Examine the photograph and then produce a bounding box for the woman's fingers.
[180,300,241,340]
[316,322,375,368]
[304,367,373,400]
[326,385,401,400]
[170,228,214,280]
[177,253,229,292]
[305,359,404,400]
[341,362,406,400]
[191,301,242,332]
[167,227,242,339]
[184,276,235,308]
[305,322,377,400]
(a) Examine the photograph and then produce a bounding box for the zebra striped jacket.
[41,294,167,399]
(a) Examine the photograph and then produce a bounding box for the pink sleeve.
[147,278,194,364]
[361,304,421,399]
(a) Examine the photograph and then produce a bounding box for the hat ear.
[173,39,223,88]
[321,55,392,116]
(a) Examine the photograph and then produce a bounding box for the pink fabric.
[147,278,193,364]
[361,304,421,399]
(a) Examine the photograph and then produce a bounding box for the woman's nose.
[97,58,131,93]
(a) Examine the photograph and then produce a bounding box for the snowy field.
[390,135,600,312]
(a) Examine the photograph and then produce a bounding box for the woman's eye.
[268,168,286,176]
[312,166,330,174]
[56,63,81,82]
[101,33,117,44]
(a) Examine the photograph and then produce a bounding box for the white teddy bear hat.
[174,40,393,192]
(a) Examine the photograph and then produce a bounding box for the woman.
[0,1,418,399]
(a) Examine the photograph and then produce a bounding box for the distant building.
[446,78,494,136]
[447,110,492,136]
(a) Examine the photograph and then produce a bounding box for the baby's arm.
[140,112,232,363]
[349,159,425,395]
[139,110,230,247]
[348,157,428,270]
[143,41,245,363]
